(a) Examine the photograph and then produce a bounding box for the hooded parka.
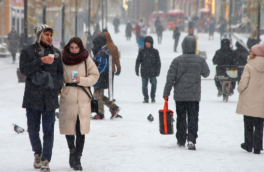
[59,51,99,135]
[135,36,161,78]
[236,56,264,118]
[163,36,210,101]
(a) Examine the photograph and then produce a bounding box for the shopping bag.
[159,99,174,134]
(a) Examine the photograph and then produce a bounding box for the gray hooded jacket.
[163,36,210,101]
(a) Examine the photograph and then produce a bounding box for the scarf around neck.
[62,49,89,65]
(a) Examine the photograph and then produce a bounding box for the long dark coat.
[8,30,19,53]
[19,43,63,111]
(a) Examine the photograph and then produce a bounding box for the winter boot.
[217,91,223,97]
[143,99,149,103]
[253,149,261,154]
[187,141,196,150]
[69,149,76,168]
[151,99,155,103]
[177,142,185,147]
[40,160,50,171]
[110,114,123,119]
[110,106,121,120]
[74,156,83,171]
[33,154,42,169]
[91,113,105,120]
[241,143,252,152]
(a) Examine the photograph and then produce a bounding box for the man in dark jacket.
[113,15,120,33]
[173,26,181,52]
[135,36,161,103]
[213,39,239,96]
[91,34,121,120]
[163,36,210,150]
[125,22,133,41]
[19,24,63,171]
[7,27,19,63]
[156,22,164,44]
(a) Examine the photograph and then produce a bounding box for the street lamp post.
[105,0,108,29]
[61,3,65,49]
[1,0,5,44]
[257,1,261,42]
[102,0,104,30]
[43,0,46,24]
[24,0,28,48]
[75,0,78,37]
[88,0,91,32]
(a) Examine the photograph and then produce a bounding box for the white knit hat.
[34,24,53,44]
[251,43,264,56]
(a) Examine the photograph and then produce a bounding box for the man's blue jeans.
[26,108,55,162]
[142,77,157,101]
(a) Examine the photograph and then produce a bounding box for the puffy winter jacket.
[163,36,210,101]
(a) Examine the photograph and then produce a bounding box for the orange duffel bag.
[159,98,174,135]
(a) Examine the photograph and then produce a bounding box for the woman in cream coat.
[59,37,99,170]
[236,43,264,154]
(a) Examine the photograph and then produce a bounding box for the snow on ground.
[0,24,264,172]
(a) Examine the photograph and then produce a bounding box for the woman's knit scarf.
[62,49,89,65]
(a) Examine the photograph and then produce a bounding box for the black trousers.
[12,53,16,61]
[176,101,199,144]
[244,115,263,150]
[65,116,85,156]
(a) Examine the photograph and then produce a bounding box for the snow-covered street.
[0,24,263,172]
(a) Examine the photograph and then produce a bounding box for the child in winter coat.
[236,43,264,154]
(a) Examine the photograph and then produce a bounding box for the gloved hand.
[136,72,139,76]
[163,96,168,101]
[115,69,121,76]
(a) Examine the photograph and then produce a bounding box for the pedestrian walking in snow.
[213,39,239,97]
[156,22,164,44]
[234,40,249,83]
[7,27,19,63]
[19,24,63,171]
[219,21,226,40]
[173,26,181,52]
[236,43,264,154]
[113,15,120,33]
[208,21,215,40]
[91,34,121,120]
[125,22,133,41]
[59,37,99,170]
[135,36,161,103]
[103,31,121,102]
[163,36,210,150]
[133,19,143,44]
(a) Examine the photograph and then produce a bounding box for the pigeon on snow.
[13,124,25,134]
[147,114,154,122]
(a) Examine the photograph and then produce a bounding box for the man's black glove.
[115,69,121,76]
[136,72,139,76]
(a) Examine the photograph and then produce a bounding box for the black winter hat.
[92,34,107,55]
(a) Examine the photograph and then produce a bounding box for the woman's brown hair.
[248,51,256,60]
[63,37,85,54]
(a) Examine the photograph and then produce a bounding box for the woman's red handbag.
[159,99,174,134]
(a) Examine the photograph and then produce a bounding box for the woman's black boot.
[74,156,83,171]
[69,150,76,168]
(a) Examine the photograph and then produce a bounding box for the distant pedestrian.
[247,30,261,50]
[156,23,164,44]
[173,26,181,52]
[81,31,93,56]
[163,36,210,150]
[135,36,161,103]
[219,22,226,40]
[236,43,264,155]
[125,22,133,41]
[60,37,99,171]
[91,34,121,120]
[113,15,120,33]
[19,24,63,171]
[133,19,143,43]
[208,21,215,40]
[7,27,19,63]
